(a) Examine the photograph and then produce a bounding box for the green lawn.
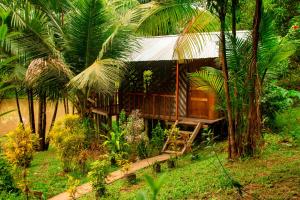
[78,136,300,200]
[1,106,300,199]
[27,147,88,199]
[79,107,300,200]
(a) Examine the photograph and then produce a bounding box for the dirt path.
[49,154,171,200]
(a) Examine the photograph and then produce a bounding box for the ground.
[1,107,300,199]
[77,134,300,200]
[27,147,88,199]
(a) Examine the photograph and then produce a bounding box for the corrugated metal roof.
[129,31,249,62]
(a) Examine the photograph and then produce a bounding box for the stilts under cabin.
[90,31,248,154]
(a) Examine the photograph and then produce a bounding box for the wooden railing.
[122,92,176,119]
[91,92,119,116]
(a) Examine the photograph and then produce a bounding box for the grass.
[78,137,300,200]
[1,106,300,199]
[27,147,88,199]
[79,107,300,200]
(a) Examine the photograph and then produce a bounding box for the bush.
[123,110,148,160]
[50,115,87,172]
[103,122,129,165]
[0,153,19,194]
[88,156,110,199]
[274,107,300,142]
[261,84,300,128]
[150,122,165,155]
[3,125,37,168]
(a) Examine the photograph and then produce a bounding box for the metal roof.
[128,31,249,62]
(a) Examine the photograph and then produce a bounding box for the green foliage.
[0,152,19,194]
[67,175,80,200]
[261,84,300,127]
[123,110,148,160]
[274,107,300,142]
[164,124,180,151]
[150,122,165,155]
[143,70,153,93]
[103,122,129,163]
[88,156,110,199]
[50,115,87,172]
[119,109,127,128]
[3,125,38,168]
[136,175,165,200]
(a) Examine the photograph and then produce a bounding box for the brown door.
[188,86,209,118]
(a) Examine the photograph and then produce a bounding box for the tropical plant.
[50,115,87,172]
[0,152,19,194]
[123,110,148,160]
[164,124,180,151]
[88,156,110,199]
[189,11,297,157]
[103,122,129,163]
[150,122,165,154]
[136,174,165,200]
[67,175,80,200]
[143,69,153,93]
[261,84,300,127]
[3,125,38,168]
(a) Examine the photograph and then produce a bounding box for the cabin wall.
[119,58,219,120]
[185,58,219,120]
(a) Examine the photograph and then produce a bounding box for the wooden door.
[188,86,209,118]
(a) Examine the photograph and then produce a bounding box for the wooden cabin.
[91,31,248,154]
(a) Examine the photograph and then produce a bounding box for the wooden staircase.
[162,120,203,155]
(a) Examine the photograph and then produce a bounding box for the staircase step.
[178,120,199,126]
[163,150,182,154]
[174,140,186,145]
[179,131,193,135]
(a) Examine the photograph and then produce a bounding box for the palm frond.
[69,59,125,95]
[175,10,218,61]
[63,0,107,72]
[26,58,73,99]
[137,0,197,36]
[2,1,60,60]
[189,67,224,97]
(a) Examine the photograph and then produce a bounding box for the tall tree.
[245,0,262,155]
[206,0,237,159]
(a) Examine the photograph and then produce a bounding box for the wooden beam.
[176,62,179,120]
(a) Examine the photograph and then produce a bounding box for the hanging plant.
[143,70,153,93]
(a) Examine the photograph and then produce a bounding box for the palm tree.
[0,0,141,149]
[189,12,297,156]
[63,0,139,116]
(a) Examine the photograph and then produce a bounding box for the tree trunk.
[27,89,35,133]
[219,12,237,159]
[15,88,24,127]
[245,0,262,155]
[63,98,67,114]
[231,0,241,156]
[38,94,47,151]
[49,100,59,133]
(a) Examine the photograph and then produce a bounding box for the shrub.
[0,153,19,194]
[50,115,87,172]
[274,107,300,142]
[3,125,37,168]
[150,122,165,155]
[123,110,148,160]
[261,84,300,128]
[164,125,180,151]
[103,122,129,165]
[67,175,80,200]
[88,156,110,199]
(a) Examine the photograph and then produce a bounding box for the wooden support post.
[176,62,179,120]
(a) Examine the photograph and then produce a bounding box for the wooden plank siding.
[92,59,220,121]
[179,65,187,117]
